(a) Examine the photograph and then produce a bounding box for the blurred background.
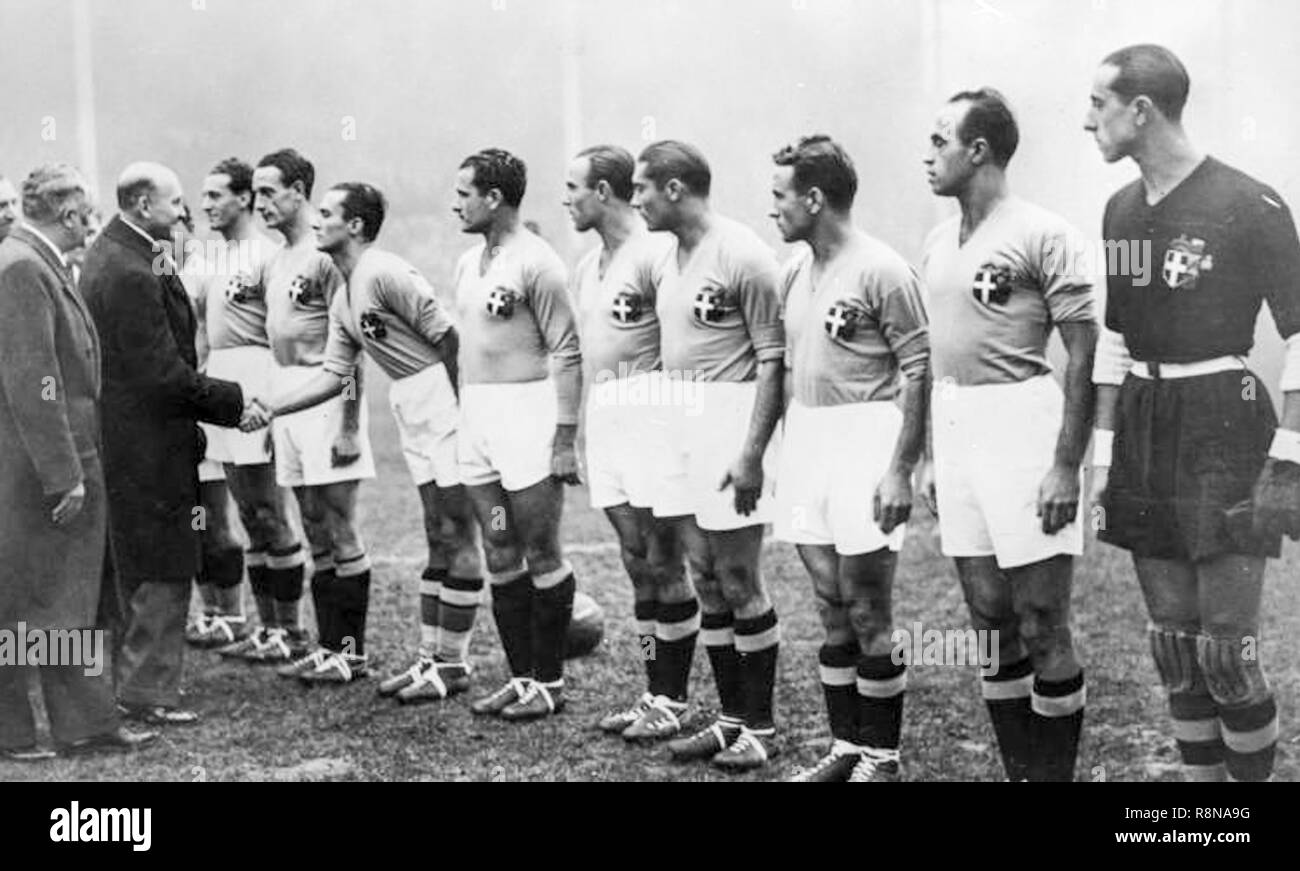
[2,0,1297,383]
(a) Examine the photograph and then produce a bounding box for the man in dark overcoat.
[80,162,246,725]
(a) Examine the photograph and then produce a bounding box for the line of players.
[181,43,1300,781]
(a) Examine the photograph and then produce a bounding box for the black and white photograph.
[0,0,1295,825]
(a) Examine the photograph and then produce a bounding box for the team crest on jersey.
[972,263,1013,306]
[611,289,644,324]
[693,284,737,324]
[360,310,387,340]
[1162,234,1214,290]
[486,286,522,319]
[824,299,868,340]
[288,274,322,306]
[224,272,261,304]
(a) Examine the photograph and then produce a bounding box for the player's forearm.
[1055,321,1099,468]
[272,370,346,417]
[1094,384,1120,433]
[435,327,460,401]
[742,359,784,461]
[341,362,363,433]
[554,422,577,450]
[553,357,583,426]
[1278,390,1300,433]
[890,368,930,472]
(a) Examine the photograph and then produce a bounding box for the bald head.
[117,161,185,240]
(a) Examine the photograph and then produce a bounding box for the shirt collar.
[120,215,165,250]
[25,223,69,269]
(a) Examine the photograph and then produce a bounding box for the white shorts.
[271,364,376,489]
[653,380,778,531]
[774,399,906,555]
[585,372,663,510]
[458,379,556,492]
[932,374,1083,569]
[198,457,226,483]
[389,363,460,487]
[202,346,275,466]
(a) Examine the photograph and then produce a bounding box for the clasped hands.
[240,397,273,432]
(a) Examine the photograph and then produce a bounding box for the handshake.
[240,397,274,432]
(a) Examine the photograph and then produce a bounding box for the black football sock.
[309,552,336,651]
[1029,671,1086,782]
[982,657,1034,781]
[735,609,779,733]
[1220,695,1278,782]
[655,598,700,703]
[335,553,371,657]
[490,568,533,678]
[701,611,744,723]
[246,549,274,628]
[531,565,575,685]
[267,543,306,633]
[634,599,658,695]
[1169,688,1225,781]
[819,640,860,743]
[856,653,905,752]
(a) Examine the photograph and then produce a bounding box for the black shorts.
[1099,368,1280,561]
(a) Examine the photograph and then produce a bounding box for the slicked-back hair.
[460,148,527,208]
[1102,44,1190,122]
[772,134,858,211]
[257,148,316,198]
[24,164,87,223]
[332,182,387,242]
[210,157,255,211]
[576,144,634,202]
[637,140,711,197]
[948,88,1020,168]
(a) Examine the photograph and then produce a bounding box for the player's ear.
[665,178,683,202]
[969,137,991,167]
[486,187,503,210]
[805,187,825,215]
[1131,95,1154,127]
[594,179,611,202]
[238,190,252,211]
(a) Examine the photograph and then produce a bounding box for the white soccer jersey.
[573,229,669,380]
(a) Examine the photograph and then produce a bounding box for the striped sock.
[310,551,336,650]
[1030,671,1086,782]
[419,567,444,657]
[1170,689,1225,781]
[489,567,533,678]
[735,609,779,733]
[335,553,372,657]
[1220,696,1278,782]
[246,549,274,627]
[701,611,744,722]
[267,543,306,632]
[654,598,700,703]
[634,600,658,694]
[819,641,860,743]
[857,653,906,750]
[530,563,575,685]
[982,657,1034,781]
[437,574,482,664]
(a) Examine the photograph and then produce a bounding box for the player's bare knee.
[845,597,893,655]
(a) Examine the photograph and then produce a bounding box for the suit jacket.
[80,215,243,585]
[0,226,107,629]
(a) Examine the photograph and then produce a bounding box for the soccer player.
[182,158,298,651]
[248,181,482,692]
[452,148,583,721]
[235,148,376,671]
[631,141,785,771]
[770,136,930,782]
[919,89,1097,781]
[563,145,699,740]
[1085,45,1300,782]
[0,175,19,241]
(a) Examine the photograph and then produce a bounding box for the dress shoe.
[60,727,158,756]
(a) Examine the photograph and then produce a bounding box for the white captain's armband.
[1092,429,1114,468]
[1268,428,1300,464]
[1279,333,1300,393]
[1092,327,1133,386]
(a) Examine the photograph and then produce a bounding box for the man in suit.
[0,163,157,757]
[0,175,18,241]
[81,162,250,727]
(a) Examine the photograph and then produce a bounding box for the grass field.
[6,369,1298,782]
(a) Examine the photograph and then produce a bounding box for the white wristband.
[1093,429,1114,467]
[1268,428,1300,464]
